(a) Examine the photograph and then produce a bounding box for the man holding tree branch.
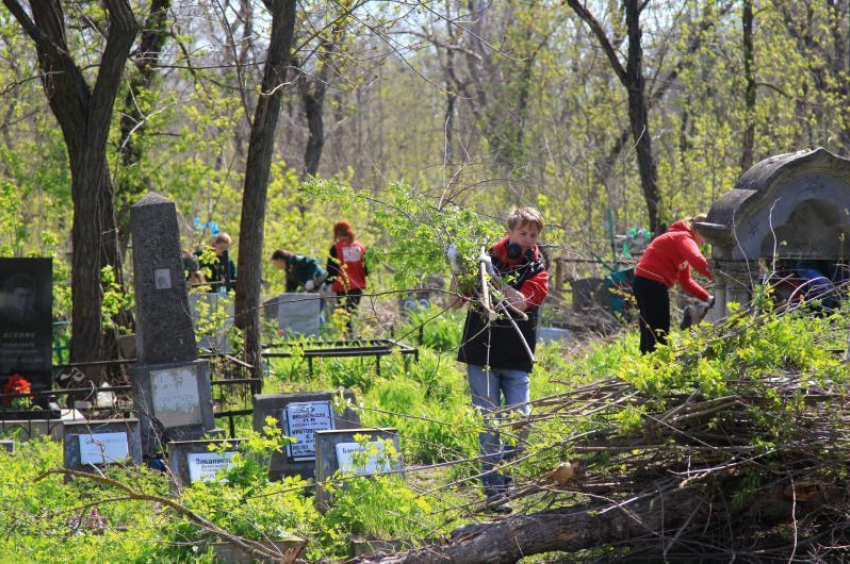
[451,207,549,512]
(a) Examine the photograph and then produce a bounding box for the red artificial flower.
[2,374,32,407]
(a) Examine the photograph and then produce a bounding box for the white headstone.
[276,293,321,336]
[335,441,391,476]
[150,366,202,428]
[187,451,237,483]
[79,432,130,465]
[284,401,334,461]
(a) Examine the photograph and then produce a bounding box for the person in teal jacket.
[271,249,327,292]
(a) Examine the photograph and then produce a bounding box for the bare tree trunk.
[567,0,661,234]
[740,0,756,171]
[443,45,457,168]
[363,481,832,564]
[624,0,660,235]
[234,0,298,384]
[4,0,137,393]
[300,56,330,179]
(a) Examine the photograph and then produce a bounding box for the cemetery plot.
[262,338,418,377]
[253,390,360,480]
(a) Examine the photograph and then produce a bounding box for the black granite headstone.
[0,258,52,396]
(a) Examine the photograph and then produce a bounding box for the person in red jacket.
[326,221,368,334]
[633,214,713,354]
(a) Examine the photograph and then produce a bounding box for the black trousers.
[633,275,670,354]
[335,289,363,333]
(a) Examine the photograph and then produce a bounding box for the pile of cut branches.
[365,304,850,563]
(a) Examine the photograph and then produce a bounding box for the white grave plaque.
[336,441,390,476]
[187,451,237,483]
[150,366,202,428]
[79,432,130,465]
[284,401,334,461]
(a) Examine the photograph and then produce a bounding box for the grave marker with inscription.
[63,419,142,477]
[314,428,403,511]
[169,438,243,487]
[130,193,216,455]
[253,390,360,480]
[284,400,334,461]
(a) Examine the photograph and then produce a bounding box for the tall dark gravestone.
[130,193,216,455]
[0,258,52,396]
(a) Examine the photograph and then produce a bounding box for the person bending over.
[271,249,327,292]
[633,215,713,354]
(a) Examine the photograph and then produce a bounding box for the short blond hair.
[681,214,707,232]
[212,232,232,246]
[507,207,544,232]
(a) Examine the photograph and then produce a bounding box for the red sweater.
[490,237,549,306]
[635,221,712,301]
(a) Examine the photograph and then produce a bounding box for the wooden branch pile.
[364,356,850,562]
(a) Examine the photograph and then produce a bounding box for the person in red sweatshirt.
[452,207,549,511]
[326,221,368,334]
[633,214,713,354]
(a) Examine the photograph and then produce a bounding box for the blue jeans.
[466,365,530,497]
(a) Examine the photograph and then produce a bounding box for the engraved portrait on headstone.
[153,268,172,290]
[0,258,53,395]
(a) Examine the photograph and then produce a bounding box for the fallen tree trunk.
[361,479,836,563]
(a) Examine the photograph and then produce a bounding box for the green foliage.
[100,265,134,333]
[305,179,502,291]
[401,305,465,353]
[318,436,436,556]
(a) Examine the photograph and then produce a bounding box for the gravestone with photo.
[168,438,243,488]
[314,428,403,510]
[130,193,216,456]
[63,419,143,478]
[0,258,53,408]
[253,390,360,480]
